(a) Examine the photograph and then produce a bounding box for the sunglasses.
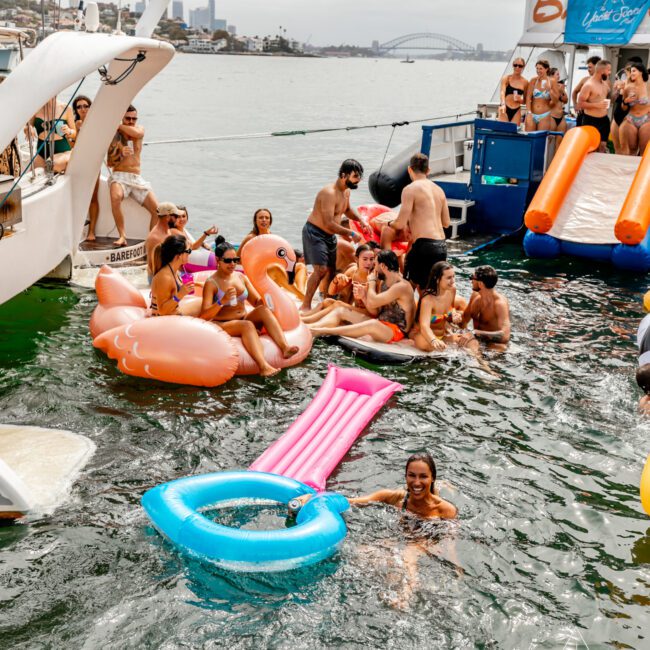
[183,248,192,254]
[124,116,137,122]
[76,103,90,109]
[222,257,240,264]
[513,63,524,68]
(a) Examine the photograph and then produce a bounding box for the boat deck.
[78,236,144,251]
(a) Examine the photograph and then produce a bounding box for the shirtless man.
[300,159,371,310]
[572,55,601,126]
[107,105,158,246]
[577,59,612,152]
[458,265,511,350]
[411,261,476,353]
[388,153,450,290]
[145,202,182,282]
[308,250,415,344]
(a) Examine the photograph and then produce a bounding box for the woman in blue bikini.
[200,241,298,377]
[525,59,558,132]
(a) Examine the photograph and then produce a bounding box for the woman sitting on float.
[200,241,299,377]
[175,204,217,251]
[150,235,195,316]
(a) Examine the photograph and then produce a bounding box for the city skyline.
[120,0,525,49]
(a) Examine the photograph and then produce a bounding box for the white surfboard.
[0,425,95,519]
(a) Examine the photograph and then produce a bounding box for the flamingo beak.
[285,257,296,285]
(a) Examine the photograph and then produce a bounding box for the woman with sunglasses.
[498,58,528,124]
[174,205,217,251]
[72,95,101,241]
[238,208,273,255]
[525,59,558,132]
[200,241,299,377]
[150,235,194,316]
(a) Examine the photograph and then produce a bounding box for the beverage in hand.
[180,271,194,295]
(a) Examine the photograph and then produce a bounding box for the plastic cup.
[180,271,194,295]
[603,98,611,109]
[229,295,238,307]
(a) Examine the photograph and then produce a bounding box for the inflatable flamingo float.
[349,204,409,256]
[90,235,312,387]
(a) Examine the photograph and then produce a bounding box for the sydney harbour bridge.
[373,33,477,57]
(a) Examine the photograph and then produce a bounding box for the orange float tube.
[524,126,601,234]
[90,235,312,386]
[352,204,409,254]
[615,143,650,246]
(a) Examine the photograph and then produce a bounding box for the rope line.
[143,110,478,146]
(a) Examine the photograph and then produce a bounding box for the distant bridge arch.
[377,33,475,55]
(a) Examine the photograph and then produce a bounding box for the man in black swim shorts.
[577,59,612,152]
[300,159,368,310]
[388,153,450,290]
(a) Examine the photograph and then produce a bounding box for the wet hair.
[409,152,429,174]
[405,453,437,493]
[376,249,399,272]
[355,243,373,258]
[126,104,136,113]
[338,158,364,178]
[72,95,92,121]
[365,240,381,251]
[423,260,453,296]
[155,235,187,274]
[473,265,498,289]
[215,239,236,260]
[630,63,649,82]
[637,365,650,394]
[587,55,602,66]
[536,59,550,70]
[252,208,273,235]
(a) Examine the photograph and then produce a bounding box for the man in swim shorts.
[572,55,601,127]
[636,309,650,414]
[107,105,159,246]
[387,153,450,290]
[300,159,370,310]
[577,60,612,152]
[458,265,511,350]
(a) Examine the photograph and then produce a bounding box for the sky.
[122,0,527,50]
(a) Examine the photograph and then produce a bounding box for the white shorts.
[109,171,152,205]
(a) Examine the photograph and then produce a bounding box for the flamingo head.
[241,234,297,284]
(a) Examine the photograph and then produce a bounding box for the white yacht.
[0,1,173,307]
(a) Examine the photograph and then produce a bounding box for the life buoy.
[141,471,350,570]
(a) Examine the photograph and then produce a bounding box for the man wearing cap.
[145,202,182,282]
[107,104,158,246]
[459,265,511,350]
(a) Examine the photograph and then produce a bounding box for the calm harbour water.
[1,55,650,648]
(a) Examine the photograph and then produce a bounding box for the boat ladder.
[447,198,475,239]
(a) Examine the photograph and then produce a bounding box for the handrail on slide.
[524,126,650,246]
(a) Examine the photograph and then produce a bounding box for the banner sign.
[565,0,650,44]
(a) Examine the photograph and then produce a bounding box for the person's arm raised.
[199,278,229,320]
[118,123,145,139]
[364,276,404,310]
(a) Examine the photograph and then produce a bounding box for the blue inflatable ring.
[142,471,350,571]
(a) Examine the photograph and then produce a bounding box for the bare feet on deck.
[84,234,96,242]
[113,238,127,248]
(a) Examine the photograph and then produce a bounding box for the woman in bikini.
[548,67,568,143]
[499,57,528,125]
[150,235,195,316]
[525,59,557,133]
[410,261,477,353]
[620,63,650,156]
[174,205,217,251]
[28,96,76,173]
[200,241,298,377]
